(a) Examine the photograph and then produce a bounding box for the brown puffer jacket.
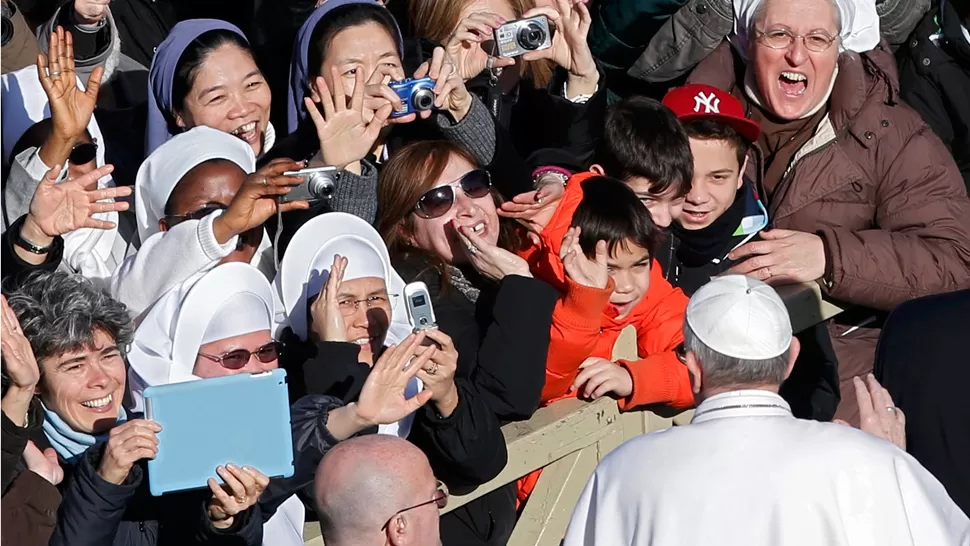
[689,41,970,424]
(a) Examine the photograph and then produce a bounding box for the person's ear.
[736,155,749,191]
[174,110,187,129]
[589,163,606,176]
[387,514,408,546]
[308,79,322,103]
[783,336,800,381]
[158,218,170,233]
[685,351,703,395]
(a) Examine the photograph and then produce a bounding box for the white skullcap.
[686,275,792,360]
[731,0,881,60]
[200,293,273,345]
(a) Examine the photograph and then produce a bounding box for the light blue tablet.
[143,369,294,496]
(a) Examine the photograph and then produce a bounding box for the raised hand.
[206,464,270,529]
[560,227,609,289]
[361,64,415,125]
[521,0,598,95]
[23,441,64,486]
[454,221,532,281]
[498,180,564,239]
[444,12,516,81]
[413,47,473,122]
[305,67,393,170]
[353,333,435,427]
[37,27,103,143]
[24,164,128,241]
[1,295,41,427]
[97,419,163,485]
[415,328,460,417]
[310,255,349,343]
[211,158,310,245]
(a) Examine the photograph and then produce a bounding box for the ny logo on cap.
[694,91,720,114]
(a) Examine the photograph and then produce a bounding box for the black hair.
[307,3,402,81]
[681,118,750,170]
[595,96,693,198]
[171,29,254,127]
[571,176,664,260]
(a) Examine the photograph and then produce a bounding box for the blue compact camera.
[387,77,436,119]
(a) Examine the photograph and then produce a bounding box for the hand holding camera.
[445,11,517,80]
[513,0,598,97]
[212,158,310,246]
[304,67,393,170]
[411,46,473,122]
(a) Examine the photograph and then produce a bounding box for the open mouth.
[465,222,486,235]
[681,210,711,224]
[230,121,260,145]
[778,71,808,96]
[80,393,114,413]
[351,336,379,346]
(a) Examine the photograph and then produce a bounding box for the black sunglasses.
[163,204,228,228]
[69,141,98,165]
[197,341,284,370]
[413,169,492,219]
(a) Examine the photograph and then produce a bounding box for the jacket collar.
[691,389,793,423]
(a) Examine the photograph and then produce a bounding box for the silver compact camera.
[493,15,552,58]
[281,166,337,204]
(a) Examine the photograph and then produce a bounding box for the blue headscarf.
[285,0,404,134]
[146,19,249,156]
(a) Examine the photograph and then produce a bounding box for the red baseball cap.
[662,84,761,143]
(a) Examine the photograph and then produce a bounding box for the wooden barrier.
[303,282,844,545]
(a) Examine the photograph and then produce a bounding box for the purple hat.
[285,0,404,135]
[146,19,248,156]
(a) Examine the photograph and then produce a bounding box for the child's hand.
[571,357,633,399]
[560,227,609,289]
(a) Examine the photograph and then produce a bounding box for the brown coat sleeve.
[820,127,970,310]
[0,470,62,546]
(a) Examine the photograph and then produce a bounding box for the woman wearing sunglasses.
[112,126,309,319]
[275,212,507,487]
[377,140,559,546]
[128,261,436,546]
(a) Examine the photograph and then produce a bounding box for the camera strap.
[485,42,505,119]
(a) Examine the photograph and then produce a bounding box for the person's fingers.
[757,229,796,240]
[429,47,446,81]
[350,69,365,112]
[499,201,542,214]
[593,240,609,266]
[413,61,431,80]
[421,328,454,351]
[581,372,609,399]
[330,67,348,111]
[832,418,851,426]
[85,65,104,100]
[405,389,434,413]
[207,477,237,512]
[590,378,618,400]
[42,446,60,467]
[318,75,337,118]
[227,463,257,497]
[36,54,54,94]
[80,218,117,230]
[367,83,404,112]
[304,97,327,130]
[259,158,304,176]
[510,191,540,205]
[451,29,484,44]
[896,407,906,428]
[865,373,894,411]
[852,375,875,424]
[242,466,270,490]
[522,6,561,22]
[217,465,247,501]
[365,104,394,136]
[278,201,312,213]
[89,184,132,201]
[727,240,776,261]
[724,253,781,277]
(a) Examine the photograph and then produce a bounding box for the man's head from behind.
[682,275,799,400]
[662,84,760,230]
[571,177,665,319]
[314,435,443,546]
[592,96,693,228]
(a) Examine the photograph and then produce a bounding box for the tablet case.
[144,368,294,496]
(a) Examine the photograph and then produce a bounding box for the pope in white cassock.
[563,275,970,546]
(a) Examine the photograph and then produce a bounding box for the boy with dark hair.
[659,84,769,296]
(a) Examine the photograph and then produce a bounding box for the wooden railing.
[304,282,844,546]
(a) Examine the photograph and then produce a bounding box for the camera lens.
[412,88,435,112]
[2,16,13,47]
[517,22,545,51]
[307,172,335,199]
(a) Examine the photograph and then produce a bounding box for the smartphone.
[281,166,338,204]
[404,282,437,332]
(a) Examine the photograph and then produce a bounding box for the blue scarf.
[42,402,128,465]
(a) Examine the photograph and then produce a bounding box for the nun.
[112,125,306,319]
[274,212,509,502]
[127,261,434,546]
[1,64,133,282]
[146,19,274,158]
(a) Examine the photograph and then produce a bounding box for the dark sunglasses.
[69,141,98,165]
[381,480,449,531]
[197,341,283,370]
[163,204,228,228]
[413,169,492,219]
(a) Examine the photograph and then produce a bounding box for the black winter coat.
[898,1,970,192]
[48,441,263,546]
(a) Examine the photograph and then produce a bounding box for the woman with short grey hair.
[1,270,266,546]
[687,0,970,424]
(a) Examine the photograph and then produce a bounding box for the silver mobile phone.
[404,281,437,332]
[281,166,338,204]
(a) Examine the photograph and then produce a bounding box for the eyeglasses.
[197,341,283,370]
[69,140,98,165]
[381,480,449,531]
[755,28,838,53]
[336,294,398,316]
[163,204,228,228]
[413,169,492,219]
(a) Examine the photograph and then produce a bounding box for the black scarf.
[671,188,747,267]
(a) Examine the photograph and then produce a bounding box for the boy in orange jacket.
[521,174,694,410]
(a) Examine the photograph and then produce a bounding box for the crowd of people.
[0,0,968,544]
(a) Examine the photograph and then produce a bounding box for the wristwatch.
[15,229,51,254]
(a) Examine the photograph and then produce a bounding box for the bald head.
[315,435,436,545]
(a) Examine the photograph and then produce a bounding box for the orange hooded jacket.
[514,172,695,507]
